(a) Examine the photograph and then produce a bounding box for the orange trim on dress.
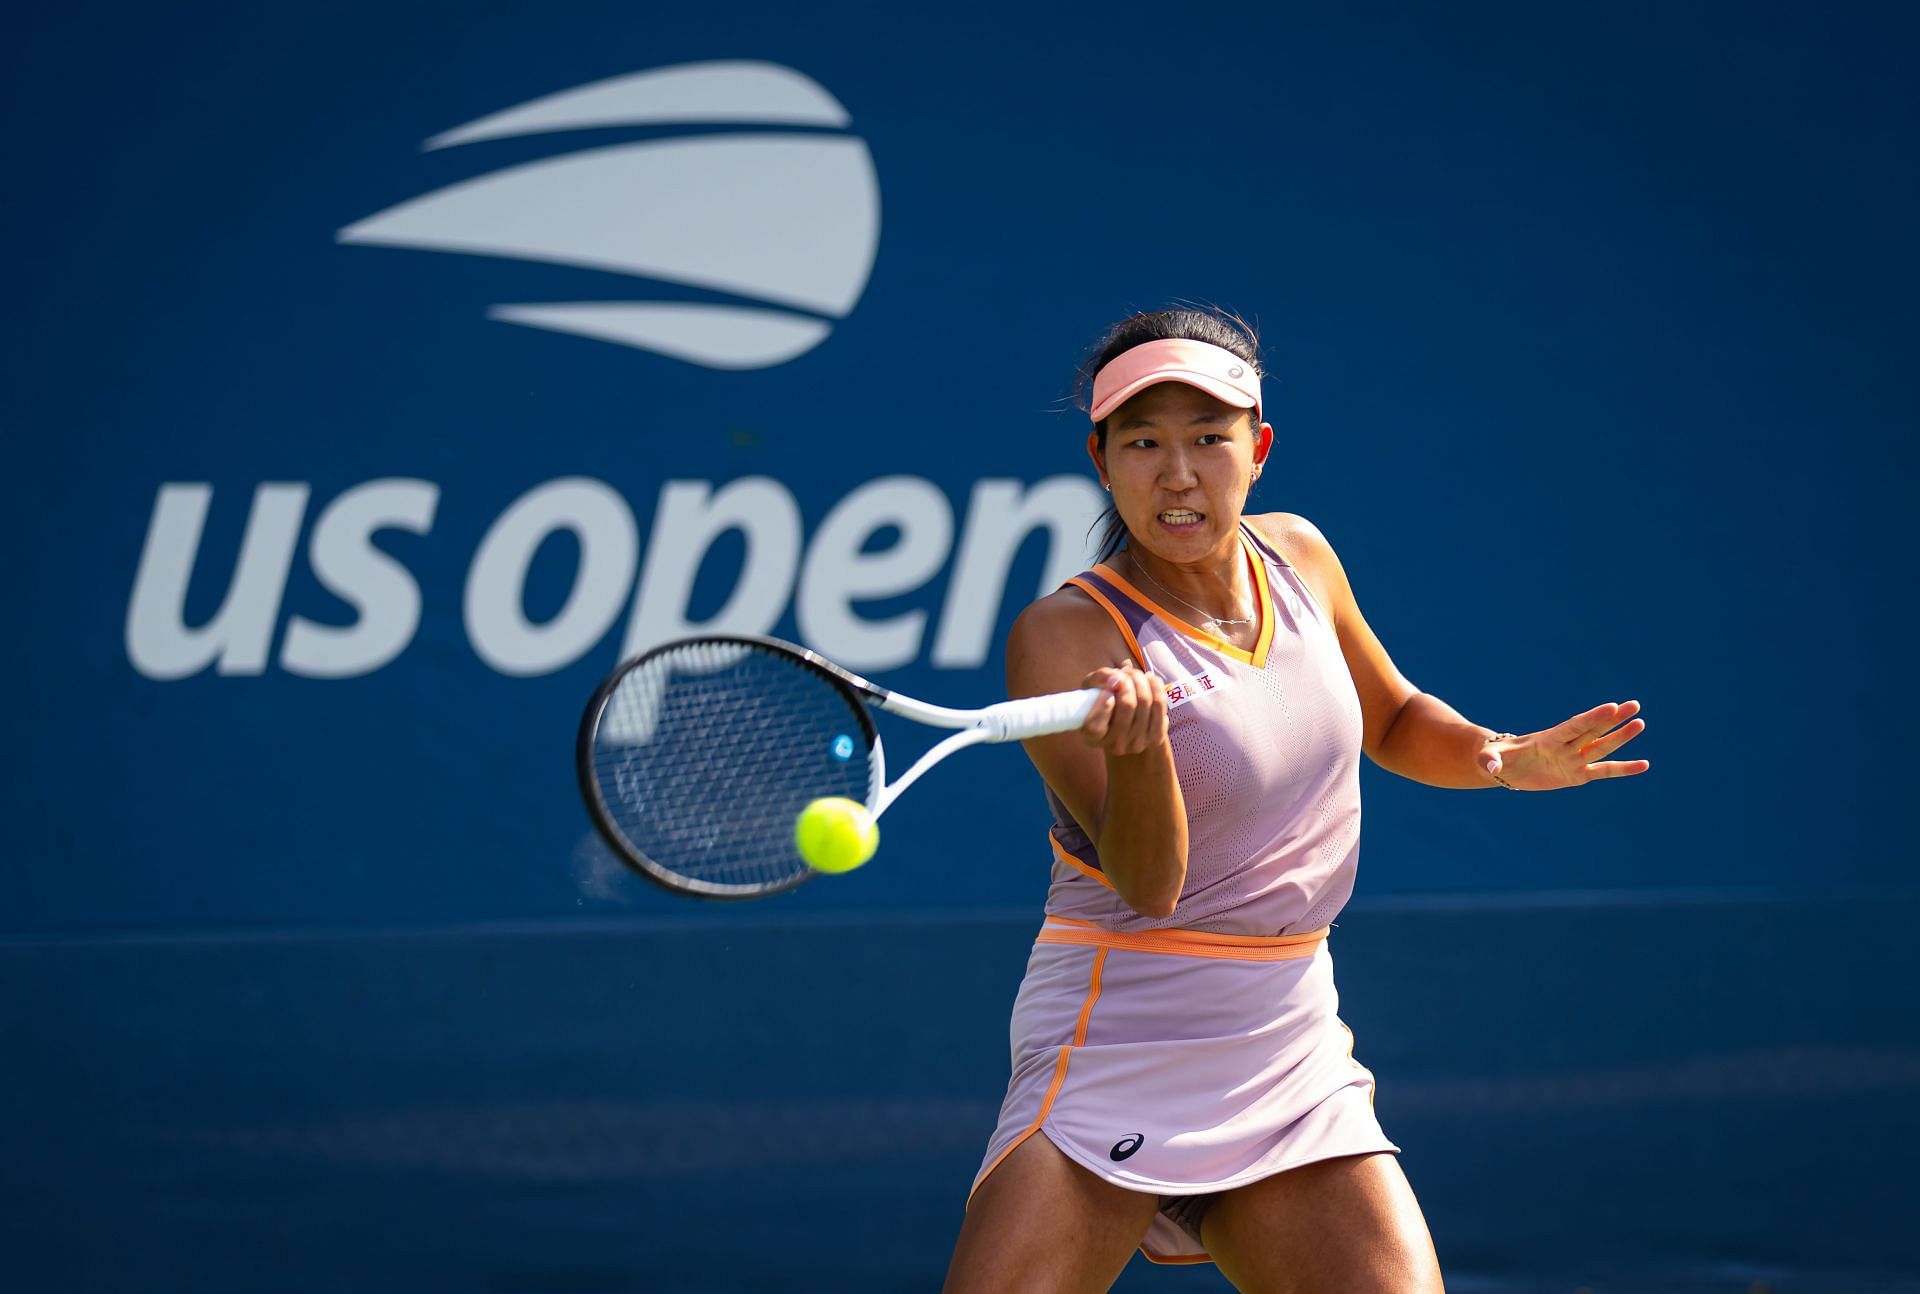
[1092,532,1274,668]
[966,947,1109,1207]
[1062,576,1147,668]
[1340,1020,1379,1108]
[1072,946,1107,1045]
[1246,531,1276,665]
[1036,918,1327,962]
[1048,830,1117,890]
[1246,518,1337,630]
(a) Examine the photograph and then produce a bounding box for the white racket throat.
[869,689,1104,818]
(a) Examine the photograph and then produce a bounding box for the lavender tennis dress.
[968,523,1396,1265]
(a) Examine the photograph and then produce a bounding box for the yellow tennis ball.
[794,797,878,874]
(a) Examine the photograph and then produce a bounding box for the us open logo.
[126,63,1102,685]
[338,61,880,369]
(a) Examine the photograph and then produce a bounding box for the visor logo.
[338,61,880,370]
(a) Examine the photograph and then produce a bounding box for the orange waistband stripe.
[1036,917,1328,962]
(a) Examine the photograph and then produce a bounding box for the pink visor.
[1089,338,1262,424]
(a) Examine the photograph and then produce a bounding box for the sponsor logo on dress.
[1109,1133,1145,1161]
[1163,672,1223,710]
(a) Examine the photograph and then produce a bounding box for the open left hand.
[1482,701,1649,790]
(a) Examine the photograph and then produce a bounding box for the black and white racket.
[576,635,1101,900]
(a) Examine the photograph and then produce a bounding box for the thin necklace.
[1127,555,1257,630]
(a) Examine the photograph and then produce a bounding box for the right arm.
[1004,590,1186,918]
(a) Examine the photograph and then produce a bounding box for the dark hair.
[1079,307,1264,561]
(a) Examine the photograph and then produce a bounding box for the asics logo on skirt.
[1109,1133,1145,1161]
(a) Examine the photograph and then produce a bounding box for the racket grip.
[979,687,1105,742]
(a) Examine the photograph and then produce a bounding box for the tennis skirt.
[967,917,1397,1265]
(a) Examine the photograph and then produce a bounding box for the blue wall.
[6,2,1917,1289]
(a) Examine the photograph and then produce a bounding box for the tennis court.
[7,889,1914,1290]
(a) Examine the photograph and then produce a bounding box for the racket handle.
[978,687,1105,742]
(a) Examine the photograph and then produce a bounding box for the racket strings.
[589,642,875,893]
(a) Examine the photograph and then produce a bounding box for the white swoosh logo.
[338,62,880,369]
[425,60,852,148]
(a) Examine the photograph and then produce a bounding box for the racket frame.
[577,634,1100,898]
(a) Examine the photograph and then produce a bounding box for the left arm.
[1250,513,1649,790]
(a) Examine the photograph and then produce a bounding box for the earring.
[1102,482,1111,492]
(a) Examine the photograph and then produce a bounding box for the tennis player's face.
[1092,383,1271,562]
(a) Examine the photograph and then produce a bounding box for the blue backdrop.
[5,2,1917,1290]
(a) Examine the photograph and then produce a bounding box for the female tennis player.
[942,308,1649,1293]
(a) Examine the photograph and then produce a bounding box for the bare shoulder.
[1247,511,1337,563]
[1006,584,1131,697]
[1247,512,1346,616]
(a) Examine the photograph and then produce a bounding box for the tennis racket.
[577,634,1103,900]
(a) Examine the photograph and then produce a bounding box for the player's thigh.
[1201,1152,1443,1294]
[942,1131,1160,1294]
